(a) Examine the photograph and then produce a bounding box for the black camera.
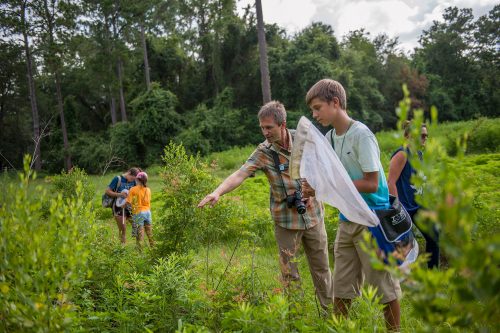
[286,190,306,215]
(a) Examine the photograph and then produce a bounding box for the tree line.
[0,1,498,173]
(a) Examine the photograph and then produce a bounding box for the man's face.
[421,127,428,147]
[309,97,337,126]
[259,116,284,144]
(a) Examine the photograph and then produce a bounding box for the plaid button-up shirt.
[240,129,324,230]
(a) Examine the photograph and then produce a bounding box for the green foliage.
[70,133,116,174]
[219,286,388,333]
[221,294,295,332]
[380,87,500,331]
[50,166,95,204]
[2,1,498,172]
[76,239,197,332]
[376,118,500,165]
[466,119,500,154]
[156,142,244,255]
[414,6,499,122]
[176,88,249,155]
[204,145,255,175]
[439,118,500,156]
[109,121,142,167]
[0,156,95,332]
[130,83,183,164]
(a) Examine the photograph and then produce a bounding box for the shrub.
[176,88,249,155]
[109,121,143,167]
[440,118,500,156]
[0,156,95,332]
[71,133,109,173]
[131,83,182,164]
[467,119,500,154]
[156,142,244,256]
[50,166,95,204]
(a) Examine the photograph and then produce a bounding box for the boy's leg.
[333,222,363,316]
[384,299,401,332]
[334,298,352,317]
[274,225,303,285]
[355,225,402,331]
[301,220,334,309]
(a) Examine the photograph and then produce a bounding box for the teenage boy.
[303,79,402,331]
[198,101,334,310]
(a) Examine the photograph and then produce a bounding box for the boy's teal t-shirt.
[326,121,390,221]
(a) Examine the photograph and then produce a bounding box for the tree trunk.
[117,59,127,121]
[21,1,41,171]
[109,89,117,125]
[255,0,271,104]
[111,13,127,121]
[41,0,71,171]
[140,23,151,90]
[55,71,72,170]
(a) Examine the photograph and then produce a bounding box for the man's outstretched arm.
[197,169,252,208]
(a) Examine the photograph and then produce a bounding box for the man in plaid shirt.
[198,101,334,310]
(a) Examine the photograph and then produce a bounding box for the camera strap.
[270,149,301,198]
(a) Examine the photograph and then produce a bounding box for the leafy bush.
[0,157,95,332]
[50,166,95,204]
[109,121,142,167]
[467,119,500,154]
[71,132,115,174]
[156,142,245,256]
[130,83,183,164]
[439,118,500,156]
[176,88,250,155]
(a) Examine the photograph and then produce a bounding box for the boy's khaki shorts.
[333,221,402,304]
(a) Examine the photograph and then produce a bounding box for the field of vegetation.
[1,117,499,332]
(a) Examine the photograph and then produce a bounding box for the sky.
[237,0,498,53]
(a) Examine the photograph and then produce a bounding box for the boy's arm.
[355,134,381,193]
[353,171,379,193]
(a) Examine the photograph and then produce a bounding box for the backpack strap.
[115,175,122,192]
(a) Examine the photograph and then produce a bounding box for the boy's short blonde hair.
[258,101,287,125]
[306,79,347,110]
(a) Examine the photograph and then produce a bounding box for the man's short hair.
[306,79,347,110]
[258,101,287,125]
